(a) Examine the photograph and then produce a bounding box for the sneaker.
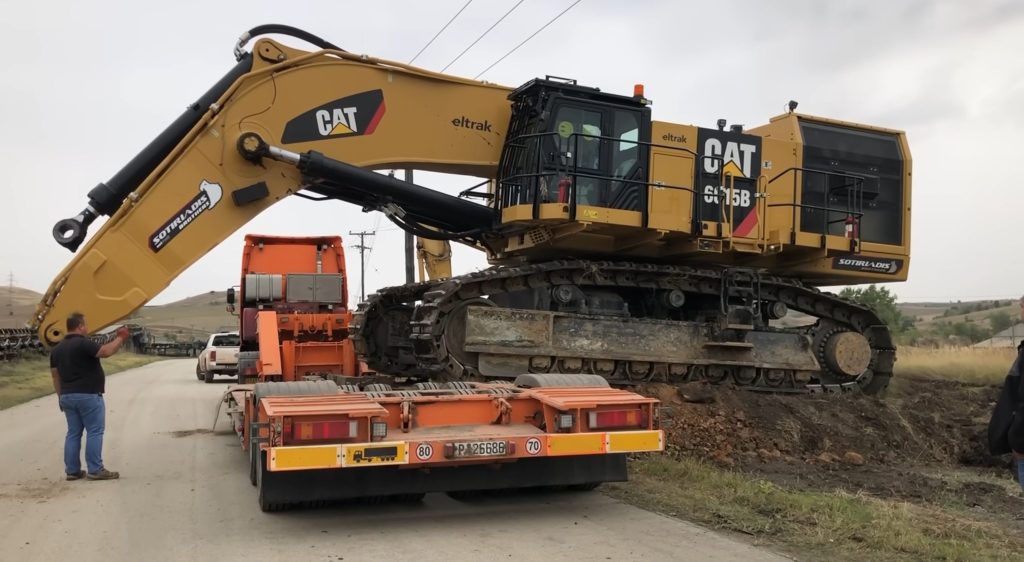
[86,468,120,480]
[65,470,86,481]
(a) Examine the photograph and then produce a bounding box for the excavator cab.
[496,78,651,218]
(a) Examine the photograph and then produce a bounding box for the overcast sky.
[2,0,1023,306]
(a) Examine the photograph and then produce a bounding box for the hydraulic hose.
[234,24,346,60]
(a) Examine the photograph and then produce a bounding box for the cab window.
[552,106,603,170]
[212,334,239,347]
[612,111,639,179]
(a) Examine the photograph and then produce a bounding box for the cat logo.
[695,128,762,238]
[316,107,359,136]
[282,90,386,144]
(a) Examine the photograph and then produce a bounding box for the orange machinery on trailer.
[220,235,664,511]
[230,235,359,383]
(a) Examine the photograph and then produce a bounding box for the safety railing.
[765,167,871,246]
[498,130,789,254]
[497,130,699,230]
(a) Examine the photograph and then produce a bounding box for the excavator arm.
[36,27,512,345]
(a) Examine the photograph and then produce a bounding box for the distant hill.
[898,301,1017,331]
[0,286,43,329]
[127,290,236,339]
[0,287,235,337]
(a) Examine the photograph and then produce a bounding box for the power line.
[348,230,375,302]
[364,172,391,265]
[475,0,583,79]
[440,0,526,73]
[409,0,474,64]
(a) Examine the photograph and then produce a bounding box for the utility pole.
[7,271,13,316]
[404,169,416,284]
[348,230,375,302]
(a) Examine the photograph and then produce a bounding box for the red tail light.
[210,350,217,361]
[588,409,645,430]
[291,420,358,441]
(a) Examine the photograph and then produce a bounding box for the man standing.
[50,312,130,481]
[988,297,1024,493]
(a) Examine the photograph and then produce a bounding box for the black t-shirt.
[50,334,105,394]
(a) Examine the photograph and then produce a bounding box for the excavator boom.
[36,32,509,345]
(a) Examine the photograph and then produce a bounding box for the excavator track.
[351,261,895,395]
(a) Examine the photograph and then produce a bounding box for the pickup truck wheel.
[204,369,215,383]
[196,364,204,381]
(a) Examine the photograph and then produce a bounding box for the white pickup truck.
[196,332,240,383]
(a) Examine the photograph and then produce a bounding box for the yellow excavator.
[37,24,911,395]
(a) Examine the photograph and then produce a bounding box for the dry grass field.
[895,346,1015,384]
[0,353,162,409]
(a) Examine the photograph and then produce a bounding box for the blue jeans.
[59,393,105,474]
[1018,457,1024,494]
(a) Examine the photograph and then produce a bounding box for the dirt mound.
[639,376,1023,522]
[642,377,1002,469]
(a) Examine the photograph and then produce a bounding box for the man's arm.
[50,368,61,394]
[95,327,131,358]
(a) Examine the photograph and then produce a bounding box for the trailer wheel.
[256,450,286,512]
[446,490,484,500]
[248,446,258,486]
[513,373,611,388]
[362,383,393,392]
[568,482,602,491]
[250,381,339,494]
[252,380,340,402]
[391,493,426,502]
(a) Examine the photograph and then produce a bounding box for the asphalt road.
[0,359,790,562]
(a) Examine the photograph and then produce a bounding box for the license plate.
[450,440,508,458]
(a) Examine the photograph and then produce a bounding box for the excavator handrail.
[497,129,699,228]
[765,166,871,243]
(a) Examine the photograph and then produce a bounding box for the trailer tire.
[362,383,393,393]
[252,380,339,403]
[568,482,602,491]
[513,373,611,388]
[392,493,426,502]
[249,446,258,486]
[446,490,484,500]
[256,450,286,512]
[249,380,340,495]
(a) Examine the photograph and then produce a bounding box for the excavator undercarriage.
[351,261,894,394]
